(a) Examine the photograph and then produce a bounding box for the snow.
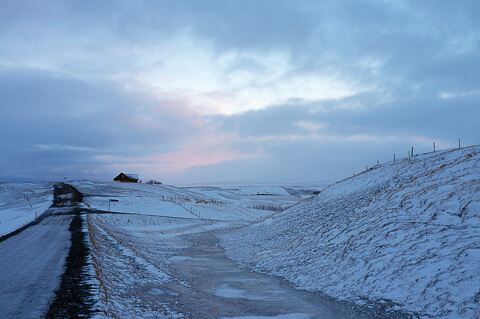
[0,182,54,236]
[0,212,72,318]
[220,146,480,319]
[223,186,292,196]
[86,212,240,318]
[6,147,478,318]
[73,181,310,221]
[87,211,365,318]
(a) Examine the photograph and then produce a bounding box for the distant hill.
[221,146,480,318]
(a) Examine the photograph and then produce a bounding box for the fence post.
[433,142,436,152]
[411,146,414,157]
[394,153,396,163]
[458,138,461,149]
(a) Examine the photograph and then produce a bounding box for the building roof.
[113,172,139,182]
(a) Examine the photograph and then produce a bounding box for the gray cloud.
[0,69,202,181]
[176,137,412,185]
[215,83,478,135]
[1,1,479,183]
[191,84,480,183]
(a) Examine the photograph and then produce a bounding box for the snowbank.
[221,146,480,318]
[0,183,54,237]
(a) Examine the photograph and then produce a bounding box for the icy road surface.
[0,183,95,319]
[0,212,71,318]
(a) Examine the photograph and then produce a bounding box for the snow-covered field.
[72,181,316,221]
[0,182,54,236]
[220,146,480,318]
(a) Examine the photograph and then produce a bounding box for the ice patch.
[221,314,314,319]
[215,283,266,300]
[148,287,179,296]
[168,255,209,263]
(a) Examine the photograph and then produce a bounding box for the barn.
[113,172,139,183]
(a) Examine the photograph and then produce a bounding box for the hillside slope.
[220,146,480,318]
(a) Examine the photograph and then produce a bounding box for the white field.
[72,181,322,221]
[0,182,54,237]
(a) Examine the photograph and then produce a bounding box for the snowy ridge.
[220,146,480,318]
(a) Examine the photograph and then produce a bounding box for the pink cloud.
[146,130,257,173]
[110,163,148,168]
[151,150,245,172]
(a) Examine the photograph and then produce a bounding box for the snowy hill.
[220,146,480,318]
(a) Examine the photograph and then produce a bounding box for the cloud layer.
[1,1,479,183]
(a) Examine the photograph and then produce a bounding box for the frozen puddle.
[215,283,267,300]
[148,287,180,297]
[169,255,209,263]
[162,231,409,318]
[222,314,314,319]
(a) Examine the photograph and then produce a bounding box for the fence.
[362,138,480,173]
[159,194,226,219]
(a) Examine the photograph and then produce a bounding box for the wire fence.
[158,195,227,219]
[362,137,480,173]
[407,138,480,157]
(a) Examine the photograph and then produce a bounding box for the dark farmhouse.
[113,172,139,183]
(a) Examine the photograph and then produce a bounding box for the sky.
[1,0,479,185]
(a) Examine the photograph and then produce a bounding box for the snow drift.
[221,146,480,318]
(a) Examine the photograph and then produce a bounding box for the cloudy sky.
[1,1,479,184]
